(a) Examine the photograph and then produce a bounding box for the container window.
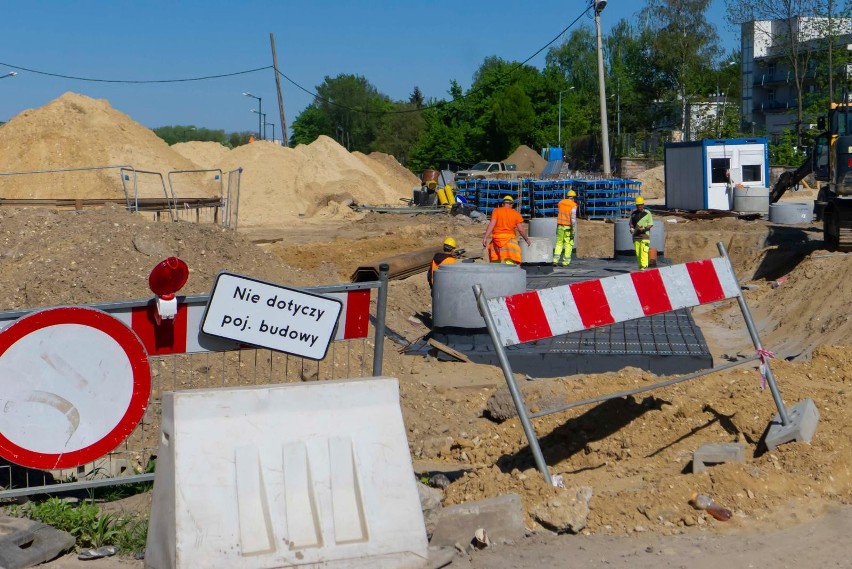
[711,158,731,183]
[742,164,762,182]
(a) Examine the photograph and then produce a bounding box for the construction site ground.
[2,202,848,569]
[1,92,848,568]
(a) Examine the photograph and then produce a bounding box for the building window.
[711,158,731,183]
[742,164,762,182]
[767,90,776,102]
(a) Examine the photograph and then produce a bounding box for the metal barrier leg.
[474,284,553,484]
[717,242,790,426]
[372,263,390,376]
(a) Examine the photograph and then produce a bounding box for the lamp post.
[593,0,611,175]
[243,92,262,139]
[1,71,16,80]
[265,122,275,143]
[558,87,575,149]
[251,109,266,139]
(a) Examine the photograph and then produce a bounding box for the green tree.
[372,102,425,165]
[491,84,536,158]
[725,0,829,144]
[288,73,392,152]
[290,104,333,147]
[640,0,721,135]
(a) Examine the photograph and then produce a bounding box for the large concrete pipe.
[614,217,665,258]
[733,185,770,217]
[769,202,812,224]
[432,263,526,328]
[528,217,557,237]
[520,236,556,264]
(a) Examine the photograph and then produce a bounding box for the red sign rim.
[0,307,151,469]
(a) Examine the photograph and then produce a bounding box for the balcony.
[752,99,800,113]
[753,70,817,86]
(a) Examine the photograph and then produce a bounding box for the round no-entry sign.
[0,307,151,469]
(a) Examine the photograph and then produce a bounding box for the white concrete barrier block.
[145,377,428,569]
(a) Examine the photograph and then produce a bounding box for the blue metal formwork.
[575,179,641,220]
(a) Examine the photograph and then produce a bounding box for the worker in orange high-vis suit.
[552,189,578,266]
[482,196,531,264]
[428,237,459,289]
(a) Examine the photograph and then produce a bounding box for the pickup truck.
[454,161,529,181]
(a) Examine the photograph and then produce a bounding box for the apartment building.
[741,17,852,142]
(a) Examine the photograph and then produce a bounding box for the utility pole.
[594,0,611,175]
[270,32,289,147]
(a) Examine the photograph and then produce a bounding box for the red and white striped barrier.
[112,290,371,355]
[0,290,371,357]
[487,258,740,346]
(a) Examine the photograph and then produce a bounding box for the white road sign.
[201,272,343,360]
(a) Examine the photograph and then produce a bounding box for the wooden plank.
[427,338,472,363]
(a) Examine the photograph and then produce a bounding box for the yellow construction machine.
[770,100,852,251]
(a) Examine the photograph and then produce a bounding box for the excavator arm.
[769,158,813,203]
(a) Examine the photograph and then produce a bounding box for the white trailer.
[664,138,770,211]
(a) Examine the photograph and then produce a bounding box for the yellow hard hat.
[502,195,514,203]
[567,190,577,197]
[635,196,645,205]
[443,237,457,249]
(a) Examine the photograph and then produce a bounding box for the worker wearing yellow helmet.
[428,237,460,288]
[629,195,654,270]
[553,189,579,267]
[482,195,531,264]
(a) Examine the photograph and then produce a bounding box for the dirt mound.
[365,151,420,186]
[216,136,413,227]
[0,93,204,199]
[171,141,231,170]
[505,145,547,176]
[635,164,665,199]
[0,206,321,310]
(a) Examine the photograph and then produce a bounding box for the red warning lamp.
[148,257,189,324]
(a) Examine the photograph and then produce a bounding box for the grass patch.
[6,497,148,553]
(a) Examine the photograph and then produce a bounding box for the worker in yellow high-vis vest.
[629,196,654,270]
[552,190,578,267]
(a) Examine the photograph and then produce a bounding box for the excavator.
[770,100,852,251]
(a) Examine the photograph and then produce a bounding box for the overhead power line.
[0,62,272,83]
[0,6,587,115]
[276,8,588,117]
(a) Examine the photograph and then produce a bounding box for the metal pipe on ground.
[351,246,443,282]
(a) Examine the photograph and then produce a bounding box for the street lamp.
[251,109,266,139]
[593,0,611,175]
[1,71,17,80]
[558,87,575,148]
[265,122,275,143]
[243,92,262,139]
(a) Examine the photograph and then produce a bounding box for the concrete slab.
[765,398,820,450]
[0,516,76,569]
[693,443,747,473]
[429,494,525,548]
[408,256,713,377]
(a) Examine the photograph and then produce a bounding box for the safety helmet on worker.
[502,195,514,203]
[635,196,645,205]
[567,190,577,197]
[443,237,457,250]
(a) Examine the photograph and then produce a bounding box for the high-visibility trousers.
[634,239,650,270]
[488,233,522,264]
[552,225,574,265]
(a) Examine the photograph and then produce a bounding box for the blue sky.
[0,1,736,138]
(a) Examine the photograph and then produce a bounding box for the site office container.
[664,138,770,211]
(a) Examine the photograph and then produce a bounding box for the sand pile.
[505,144,547,176]
[0,93,205,199]
[216,136,413,227]
[635,164,665,199]
[355,151,420,188]
[171,141,231,170]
